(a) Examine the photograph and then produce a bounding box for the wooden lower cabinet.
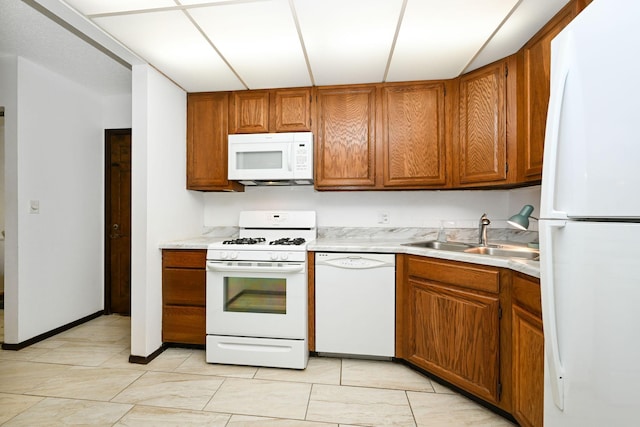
[408,276,501,401]
[398,255,508,407]
[397,254,544,420]
[512,272,544,427]
[162,249,207,345]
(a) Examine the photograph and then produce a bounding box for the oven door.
[206,260,307,339]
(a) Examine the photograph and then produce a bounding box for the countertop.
[160,233,540,279]
[307,238,539,278]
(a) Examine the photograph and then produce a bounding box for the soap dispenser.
[437,222,447,242]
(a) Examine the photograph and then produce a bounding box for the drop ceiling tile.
[64,0,177,15]
[294,0,404,86]
[387,0,519,81]
[465,0,570,72]
[93,10,244,92]
[188,0,310,89]
[178,0,238,4]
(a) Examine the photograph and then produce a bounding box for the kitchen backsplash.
[202,225,538,245]
[317,227,538,244]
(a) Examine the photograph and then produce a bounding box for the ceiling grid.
[3,0,571,93]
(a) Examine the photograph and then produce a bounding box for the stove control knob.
[230,252,238,259]
[270,252,278,261]
[279,253,289,261]
[220,251,228,259]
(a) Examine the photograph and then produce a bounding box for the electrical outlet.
[377,211,390,224]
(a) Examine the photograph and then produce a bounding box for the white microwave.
[228,132,313,185]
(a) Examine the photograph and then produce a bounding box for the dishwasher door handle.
[320,258,392,269]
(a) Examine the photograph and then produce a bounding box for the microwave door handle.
[286,144,292,172]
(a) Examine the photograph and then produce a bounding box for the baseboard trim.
[1,310,104,351]
[129,344,166,364]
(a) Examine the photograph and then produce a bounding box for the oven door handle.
[207,261,304,274]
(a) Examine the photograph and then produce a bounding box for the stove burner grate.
[269,237,306,246]
[222,237,266,245]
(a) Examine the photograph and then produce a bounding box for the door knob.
[110,223,121,239]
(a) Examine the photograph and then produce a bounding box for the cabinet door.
[162,249,207,345]
[229,90,270,134]
[271,88,312,132]
[512,274,543,427]
[457,61,507,186]
[519,4,580,182]
[381,83,448,187]
[163,306,206,345]
[187,93,242,191]
[315,86,377,189]
[407,278,501,404]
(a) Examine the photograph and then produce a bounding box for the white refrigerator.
[540,0,640,425]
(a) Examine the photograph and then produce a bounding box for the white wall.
[103,93,132,129]
[0,55,18,342]
[203,185,541,230]
[0,56,109,342]
[0,113,5,280]
[130,65,203,358]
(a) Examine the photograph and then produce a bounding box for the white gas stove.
[205,211,316,369]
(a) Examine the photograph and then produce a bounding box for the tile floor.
[0,312,515,426]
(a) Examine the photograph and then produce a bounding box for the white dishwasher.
[315,252,395,358]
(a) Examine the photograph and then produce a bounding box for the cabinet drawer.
[407,256,500,293]
[162,306,206,345]
[512,273,541,317]
[163,269,206,306]
[162,249,206,269]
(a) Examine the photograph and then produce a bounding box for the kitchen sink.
[403,240,474,251]
[403,240,539,260]
[463,246,539,260]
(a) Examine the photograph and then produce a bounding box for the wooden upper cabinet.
[271,88,312,132]
[229,90,270,134]
[229,88,312,134]
[518,0,592,182]
[457,59,510,186]
[186,92,243,192]
[315,85,377,189]
[381,82,449,187]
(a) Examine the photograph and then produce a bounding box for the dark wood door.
[105,129,131,315]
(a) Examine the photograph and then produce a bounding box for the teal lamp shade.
[508,205,535,230]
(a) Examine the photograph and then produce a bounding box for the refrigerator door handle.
[541,33,573,219]
[541,220,567,411]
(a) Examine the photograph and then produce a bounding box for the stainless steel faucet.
[479,213,491,246]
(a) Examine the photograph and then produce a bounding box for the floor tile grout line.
[200,373,229,412]
[405,389,419,427]
[304,382,314,421]
[107,369,149,404]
